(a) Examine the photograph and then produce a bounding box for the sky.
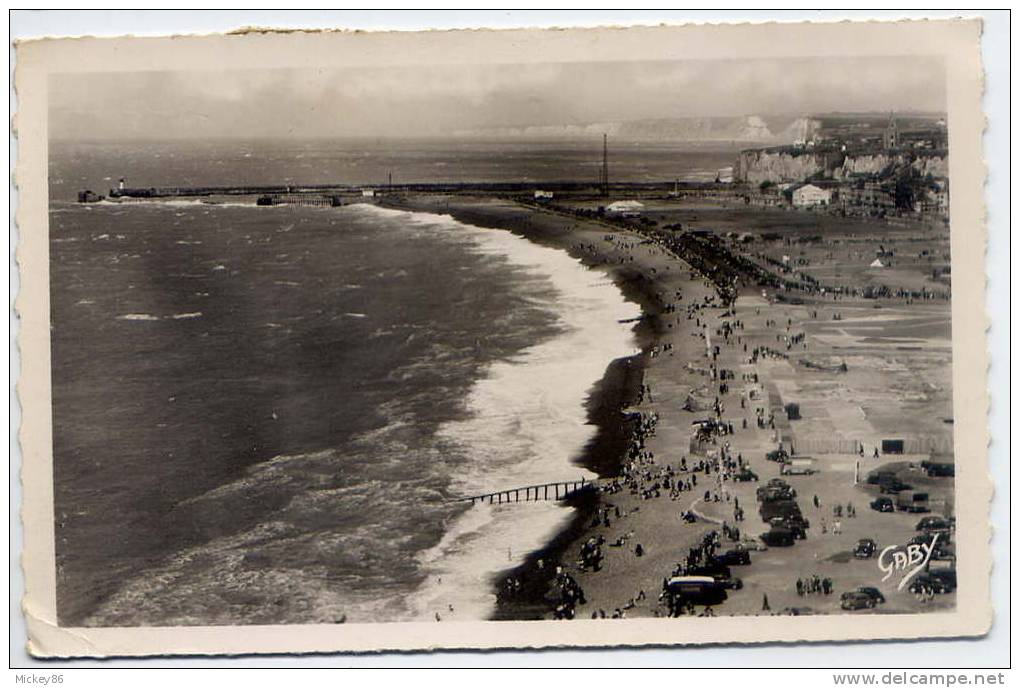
[49,56,947,140]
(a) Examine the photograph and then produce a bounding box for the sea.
[47,138,735,626]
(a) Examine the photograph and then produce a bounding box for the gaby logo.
[878,533,939,590]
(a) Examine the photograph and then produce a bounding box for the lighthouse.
[118,178,125,191]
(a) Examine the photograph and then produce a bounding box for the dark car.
[714,548,752,566]
[665,576,728,606]
[866,470,897,485]
[916,517,951,532]
[766,501,801,516]
[930,569,957,593]
[760,505,802,525]
[870,497,895,512]
[908,532,953,548]
[879,477,912,494]
[733,467,759,482]
[855,586,886,604]
[769,515,809,538]
[909,573,952,595]
[761,527,797,547]
[688,563,743,590]
[853,538,877,559]
[921,461,955,478]
[757,483,796,501]
[766,448,790,463]
[840,591,877,610]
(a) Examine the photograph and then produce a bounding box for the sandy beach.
[383,193,955,622]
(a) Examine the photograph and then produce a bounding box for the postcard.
[14,18,990,656]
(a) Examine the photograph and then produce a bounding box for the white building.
[361,189,376,198]
[534,190,554,201]
[606,200,644,218]
[791,184,832,208]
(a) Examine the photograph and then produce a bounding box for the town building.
[791,183,832,208]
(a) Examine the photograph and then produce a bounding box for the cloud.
[49,56,945,140]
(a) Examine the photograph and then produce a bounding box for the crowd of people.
[796,574,835,596]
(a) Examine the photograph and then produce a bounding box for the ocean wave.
[117,312,203,322]
[356,205,641,621]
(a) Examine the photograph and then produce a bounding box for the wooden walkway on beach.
[454,477,610,505]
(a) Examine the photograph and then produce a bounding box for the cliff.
[735,149,947,184]
[456,115,817,145]
[733,149,830,184]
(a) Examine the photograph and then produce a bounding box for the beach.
[384,194,955,621]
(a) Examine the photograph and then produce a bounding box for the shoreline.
[380,195,685,620]
[380,194,956,621]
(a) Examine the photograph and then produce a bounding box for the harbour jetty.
[82,180,705,202]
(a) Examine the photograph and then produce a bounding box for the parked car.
[870,497,895,513]
[929,569,957,593]
[921,460,955,477]
[895,490,931,513]
[853,538,877,559]
[855,586,886,604]
[908,532,952,548]
[687,563,743,590]
[714,548,752,566]
[757,483,796,502]
[879,477,913,494]
[840,591,878,610]
[909,573,953,595]
[766,448,790,463]
[761,527,797,547]
[916,517,951,532]
[867,470,896,485]
[760,501,802,522]
[780,458,817,476]
[665,575,728,605]
[768,516,808,539]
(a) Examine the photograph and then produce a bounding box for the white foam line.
[357,205,642,621]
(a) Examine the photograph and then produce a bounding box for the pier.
[454,477,607,505]
[89,180,710,202]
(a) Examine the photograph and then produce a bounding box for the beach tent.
[606,200,645,217]
[869,258,885,268]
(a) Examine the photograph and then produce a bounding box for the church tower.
[883,114,898,150]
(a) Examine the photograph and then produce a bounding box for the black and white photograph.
[12,16,995,658]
